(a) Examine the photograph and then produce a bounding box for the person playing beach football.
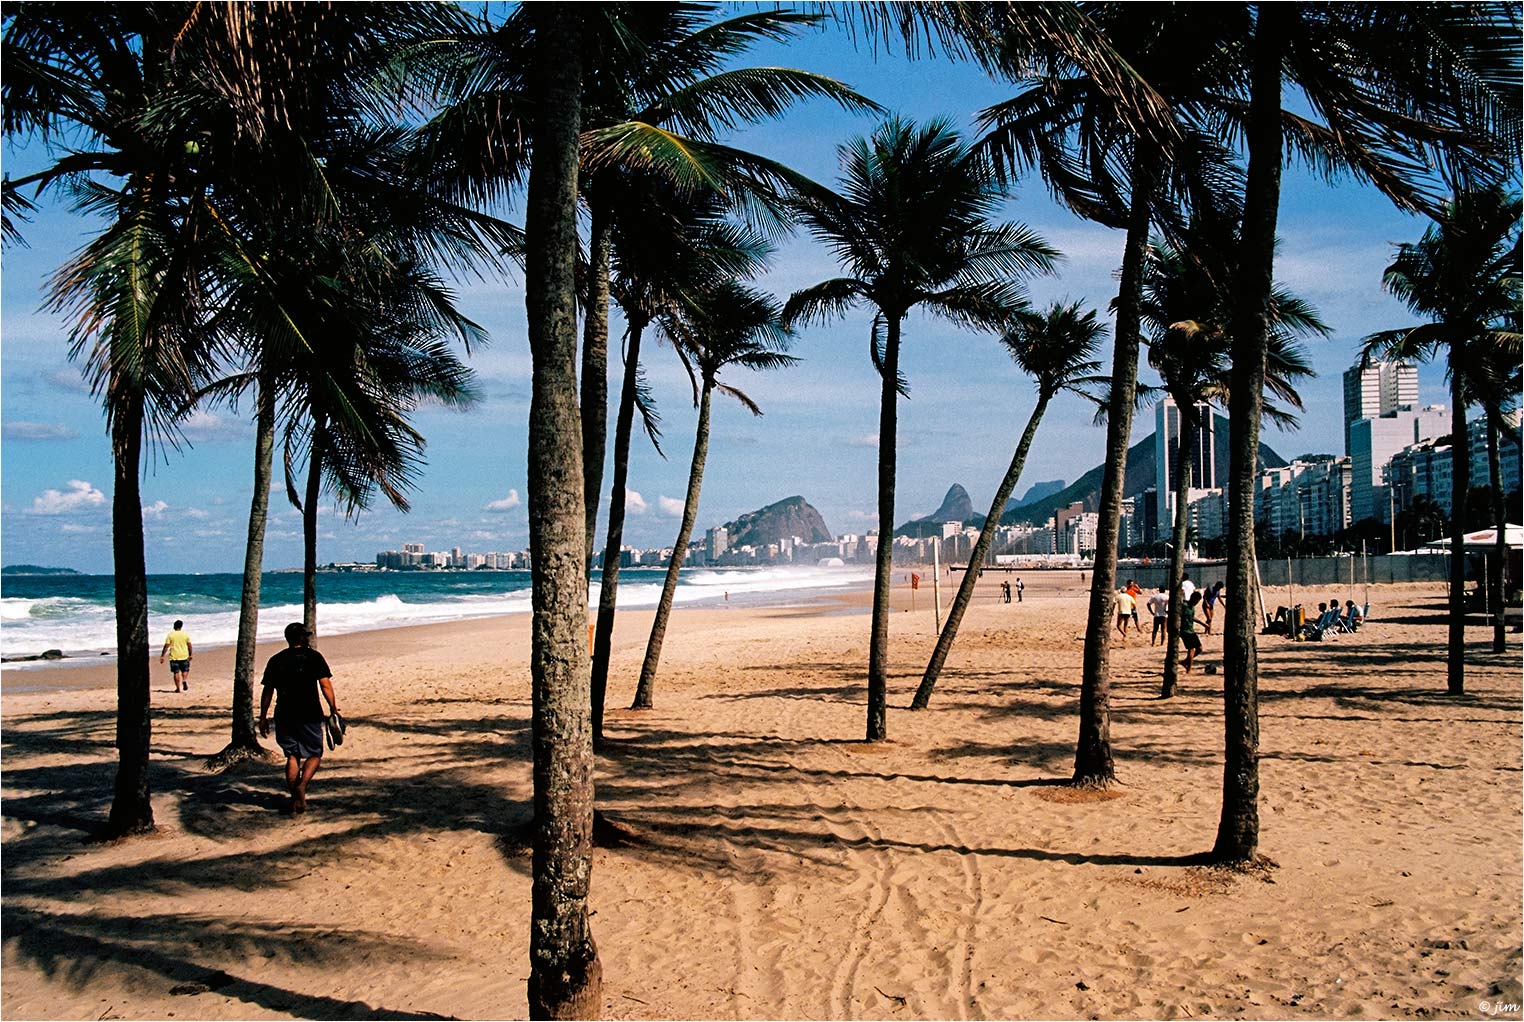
[258,622,340,814]
[159,619,193,693]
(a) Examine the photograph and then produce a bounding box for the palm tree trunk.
[912,391,1049,709]
[1161,401,1196,698]
[589,316,646,742]
[1447,373,1470,693]
[1487,406,1506,653]
[581,193,612,571]
[524,6,601,1017]
[1214,6,1284,863]
[1073,152,1153,786]
[210,371,276,768]
[867,313,902,742]
[302,418,325,639]
[633,381,713,708]
[106,385,154,836]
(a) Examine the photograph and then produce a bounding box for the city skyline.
[1,24,1449,574]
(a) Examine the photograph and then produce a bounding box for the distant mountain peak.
[723,496,833,549]
[927,484,974,523]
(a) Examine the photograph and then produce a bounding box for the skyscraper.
[1155,397,1218,534]
[1343,360,1418,455]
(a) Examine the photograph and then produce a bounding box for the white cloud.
[30,479,106,515]
[60,523,99,534]
[625,488,647,513]
[486,489,522,511]
[658,495,685,517]
[43,369,90,395]
[184,508,212,520]
[143,500,169,518]
[3,421,79,442]
[849,434,879,448]
[179,409,248,443]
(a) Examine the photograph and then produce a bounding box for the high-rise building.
[705,525,729,562]
[1155,397,1218,534]
[1343,360,1418,455]
[1349,404,1450,522]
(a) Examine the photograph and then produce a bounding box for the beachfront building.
[1185,490,1228,542]
[705,525,729,562]
[1056,510,1098,557]
[1349,404,1451,522]
[1154,397,1220,536]
[1386,413,1522,517]
[1343,360,1418,455]
[1254,457,1353,538]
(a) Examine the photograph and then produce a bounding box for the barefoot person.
[1179,591,1205,673]
[159,619,193,692]
[258,622,339,814]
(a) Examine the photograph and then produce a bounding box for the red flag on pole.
[910,572,921,590]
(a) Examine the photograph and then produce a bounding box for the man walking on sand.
[258,622,340,814]
[159,619,193,692]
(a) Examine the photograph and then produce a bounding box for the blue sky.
[1,15,1451,574]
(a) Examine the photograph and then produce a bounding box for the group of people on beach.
[1114,575,1225,673]
[159,619,342,815]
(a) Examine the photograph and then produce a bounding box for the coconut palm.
[1360,184,1521,692]
[911,301,1107,710]
[6,5,239,835]
[179,17,509,770]
[285,256,484,638]
[1213,4,1518,862]
[518,8,603,1016]
[409,5,876,564]
[590,182,774,741]
[784,116,1056,742]
[974,3,1246,787]
[1465,334,1523,652]
[633,282,796,709]
[1141,227,1323,699]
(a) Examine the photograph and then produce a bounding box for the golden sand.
[2,575,1519,1020]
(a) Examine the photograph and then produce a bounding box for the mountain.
[896,484,983,538]
[1007,479,1066,511]
[1,564,81,576]
[724,496,833,549]
[1001,412,1287,526]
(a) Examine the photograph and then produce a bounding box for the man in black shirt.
[258,622,340,814]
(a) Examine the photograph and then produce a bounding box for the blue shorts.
[169,659,190,674]
[276,720,325,760]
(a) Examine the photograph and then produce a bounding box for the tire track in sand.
[824,808,896,1019]
[930,808,985,1020]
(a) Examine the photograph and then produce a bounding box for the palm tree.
[1213,4,1517,862]
[785,116,1056,742]
[974,4,1246,787]
[521,7,603,1017]
[1465,335,1523,652]
[409,5,877,565]
[286,258,484,638]
[6,5,231,835]
[181,12,508,771]
[590,183,773,740]
[1141,227,1323,698]
[633,282,796,709]
[911,301,1106,710]
[1360,184,1521,692]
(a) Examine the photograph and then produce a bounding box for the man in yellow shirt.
[159,620,193,693]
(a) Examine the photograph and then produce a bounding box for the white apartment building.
[1349,404,1451,522]
[1255,457,1352,538]
[1343,360,1418,454]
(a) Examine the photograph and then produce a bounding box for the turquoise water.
[0,564,871,663]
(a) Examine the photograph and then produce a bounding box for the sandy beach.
[2,573,1520,1020]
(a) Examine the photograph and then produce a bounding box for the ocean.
[0,564,872,667]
